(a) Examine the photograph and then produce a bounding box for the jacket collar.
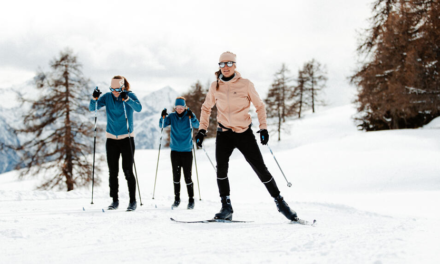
[218,71,241,84]
[111,91,131,101]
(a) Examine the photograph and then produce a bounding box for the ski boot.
[274,195,298,221]
[171,198,181,209]
[187,198,195,210]
[127,201,137,211]
[214,196,233,220]
[108,200,119,210]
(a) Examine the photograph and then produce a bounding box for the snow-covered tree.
[351,0,440,130]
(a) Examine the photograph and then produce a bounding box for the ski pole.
[152,110,165,199]
[265,141,292,187]
[202,146,216,173]
[91,86,98,204]
[189,113,201,201]
[122,101,143,205]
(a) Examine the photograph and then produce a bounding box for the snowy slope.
[0,105,439,264]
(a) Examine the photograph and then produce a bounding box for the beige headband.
[111,78,124,88]
[219,51,236,62]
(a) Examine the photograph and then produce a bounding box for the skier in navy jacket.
[89,75,142,211]
[159,97,199,209]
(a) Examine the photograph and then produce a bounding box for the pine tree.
[351,0,440,130]
[15,49,101,191]
[302,59,327,113]
[265,64,294,141]
[291,69,308,118]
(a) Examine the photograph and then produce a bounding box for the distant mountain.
[0,84,180,174]
[134,86,179,149]
[0,107,21,173]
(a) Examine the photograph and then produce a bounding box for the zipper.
[227,82,231,128]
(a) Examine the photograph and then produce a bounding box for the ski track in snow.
[1,199,438,264]
[1,105,439,264]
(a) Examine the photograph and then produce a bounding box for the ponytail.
[112,75,130,91]
[215,70,222,91]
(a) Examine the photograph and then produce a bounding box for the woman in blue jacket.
[159,97,199,209]
[90,75,142,211]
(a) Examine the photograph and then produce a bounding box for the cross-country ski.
[170,218,252,224]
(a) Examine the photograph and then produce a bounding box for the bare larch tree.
[15,49,101,191]
[265,64,295,141]
[351,0,440,130]
[302,59,327,113]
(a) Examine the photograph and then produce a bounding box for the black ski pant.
[215,128,280,198]
[170,151,194,201]
[106,137,137,203]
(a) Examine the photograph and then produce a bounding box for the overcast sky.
[1,0,373,106]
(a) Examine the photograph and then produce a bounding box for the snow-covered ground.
[1,105,439,264]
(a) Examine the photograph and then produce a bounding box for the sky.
[0,0,373,106]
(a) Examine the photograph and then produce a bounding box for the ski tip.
[83,207,85,211]
[155,205,157,208]
[102,209,105,213]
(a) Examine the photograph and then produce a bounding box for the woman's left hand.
[257,129,269,145]
[120,91,129,101]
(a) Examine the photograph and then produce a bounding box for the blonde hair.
[112,75,130,91]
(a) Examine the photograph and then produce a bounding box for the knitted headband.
[111,78,124,88]
[219,51,236,62]
[175,98,186,107]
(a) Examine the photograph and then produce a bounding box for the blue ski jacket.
[159,110,200,152]
[89,92,142,137]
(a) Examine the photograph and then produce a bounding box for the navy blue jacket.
[159,110,199,152]
[89,92,142,136]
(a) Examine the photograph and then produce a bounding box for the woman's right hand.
[161,108,168,118]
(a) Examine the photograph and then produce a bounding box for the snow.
[424,116,440,129]
[1,105,439,264]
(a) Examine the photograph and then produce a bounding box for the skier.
[89,75,142,211]
[159,97,200,209]
[195,51,299,221]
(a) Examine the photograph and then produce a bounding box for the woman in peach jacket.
[195,51,299,221]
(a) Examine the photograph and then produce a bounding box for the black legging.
[215,128,280,198]
[170,151,194,200]
[106,137,136,202]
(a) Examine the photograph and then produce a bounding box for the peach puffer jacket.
[200,71,268,133]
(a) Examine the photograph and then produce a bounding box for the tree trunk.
[64,67,74,191]
[298,85,303,118]
[278,108,281,141]
[311,75,315,113]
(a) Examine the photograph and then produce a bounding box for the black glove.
[257,129,269,145]
[187,109,193,118]
[195,129,206,147]
[161,108,168,118]
[92,88,102,99]
[120,91,128,101]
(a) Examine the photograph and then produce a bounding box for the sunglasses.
[218,61,235,68]
[109,85,124,92]
[175,106,186,110]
